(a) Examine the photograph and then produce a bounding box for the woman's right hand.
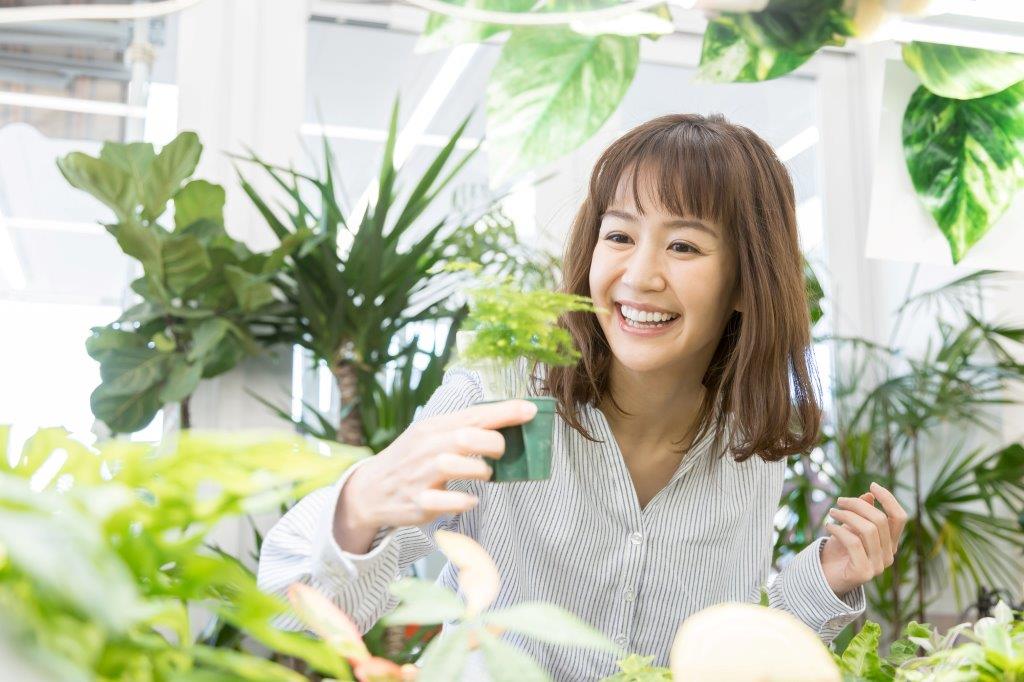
[333,399,539,553]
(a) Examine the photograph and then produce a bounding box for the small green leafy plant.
[833,601,1024,681]
[455,274,600,400]
[0,424,366,681]
[57,132,302,433]
[599,654,672,682]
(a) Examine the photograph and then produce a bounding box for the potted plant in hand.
[453,276,599,482]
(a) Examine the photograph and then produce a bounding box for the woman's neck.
[597,360,708,458]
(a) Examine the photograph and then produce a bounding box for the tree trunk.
[333,358,365,446]
[180,395,191,430]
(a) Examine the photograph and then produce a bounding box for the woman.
[258,113,907,680]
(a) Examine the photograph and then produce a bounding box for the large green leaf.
[481,602,619,652]
[566,2,674,40]
[477,628,550,682]
[0,480,151,632]
[696,0,853,83]
[200,335,248,379]
[903,42,1024,100]
[98,347,170,396]
[163,234,212,294]
[174,179,226,230]
[86,326,147,362]
[188,645,307,682]
[142,131,202,222]
[100,141,155,204]
[56,152,136,223]
[416,626,471,682]
[88,340,171,432]
[188,318,233,363]
[417,0,537,53]
[90,381,163,434]
[159,359,203,404]
[902,81,1024,263]
[382,578,466,625]
[224,265,276,313]
[836,621,887,681]
[106,217,166,281]
[486,27,638,184]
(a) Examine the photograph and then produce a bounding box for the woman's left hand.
[820,482,909,598]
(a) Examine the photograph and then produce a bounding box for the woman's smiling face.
[589,165,742,377]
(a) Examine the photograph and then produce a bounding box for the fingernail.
[523,402,538,417]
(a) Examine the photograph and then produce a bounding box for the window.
[0,16,178,450]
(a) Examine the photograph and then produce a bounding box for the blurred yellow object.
[844,0,940,40]
[669,602,841,682]
[896,0,938,16]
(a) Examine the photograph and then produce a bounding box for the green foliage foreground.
[0,425,366,681]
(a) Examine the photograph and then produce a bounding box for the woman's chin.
[609,351,679,376]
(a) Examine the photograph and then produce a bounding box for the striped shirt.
[258,362,865,680]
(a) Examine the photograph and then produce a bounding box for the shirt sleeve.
[766,536,867,646]
[257,365,486,633]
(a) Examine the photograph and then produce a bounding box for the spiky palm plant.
[776,267,1024,644]
[234,98,557,447]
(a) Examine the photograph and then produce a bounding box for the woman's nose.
[621,249,666,291]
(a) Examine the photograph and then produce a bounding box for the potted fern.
[453,276,599,482]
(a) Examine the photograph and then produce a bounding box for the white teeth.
[619,304,679,323]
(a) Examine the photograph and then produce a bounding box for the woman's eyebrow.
[600,208,717,236]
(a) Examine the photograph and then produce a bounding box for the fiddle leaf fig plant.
[57,132,303,433]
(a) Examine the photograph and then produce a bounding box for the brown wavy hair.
[539,112,822,464]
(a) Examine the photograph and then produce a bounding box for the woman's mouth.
[615,303,681,337]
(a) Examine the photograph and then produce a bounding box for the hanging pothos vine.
[411,0,1024,265]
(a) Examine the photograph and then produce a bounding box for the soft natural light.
[0,300,117,445]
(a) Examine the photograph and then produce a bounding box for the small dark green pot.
[478,396,556,482]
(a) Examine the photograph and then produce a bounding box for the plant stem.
[912,432,926,623]
[888,263,920,350]
[333,354,365,446]
[883,408,902,638]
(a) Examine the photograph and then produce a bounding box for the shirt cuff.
[312,457,400,586]
[778,537,866,636]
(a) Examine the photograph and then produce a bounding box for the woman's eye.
[671,242,699,254]
[605,233,631,244]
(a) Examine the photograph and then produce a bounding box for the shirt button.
[628,531,644,545]
[614,634,628,647]
[624,588,635,602]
